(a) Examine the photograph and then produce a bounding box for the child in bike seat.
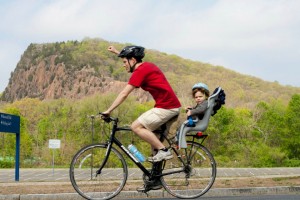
[176,83,210,141]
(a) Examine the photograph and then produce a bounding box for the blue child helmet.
[192,82,209,92]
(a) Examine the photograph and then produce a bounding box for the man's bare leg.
[131,120,165,150]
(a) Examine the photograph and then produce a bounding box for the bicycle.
[69,112,217,200]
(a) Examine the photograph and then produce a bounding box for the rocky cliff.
[2,40,150,102]
[2,39,300,107]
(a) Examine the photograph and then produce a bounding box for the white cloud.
[2,0,145,41]
[1,0,300,92]
[0,39,24,91]
[144,0,300,52]
[133,0,300,87]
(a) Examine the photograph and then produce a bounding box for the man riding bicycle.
[103,45,181,162]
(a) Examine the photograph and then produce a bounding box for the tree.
[253,100,286,146]
[284,94,300,160]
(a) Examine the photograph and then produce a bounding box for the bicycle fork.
[95,142,112,176]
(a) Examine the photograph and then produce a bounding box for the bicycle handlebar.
[99,112,118,123]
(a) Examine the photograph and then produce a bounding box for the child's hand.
[185,106,192,113]
[186,109,192,116]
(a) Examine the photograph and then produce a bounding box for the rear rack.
[186,132,208,144]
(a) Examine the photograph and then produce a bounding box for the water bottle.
[128,144,145,162]
[187,116,195,127]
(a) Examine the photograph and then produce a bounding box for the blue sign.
[0,112,20,181]
[0,112,20,134]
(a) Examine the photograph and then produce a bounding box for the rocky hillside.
[2,38,300,107]
[6,55,102,100]
[2,40,150,102]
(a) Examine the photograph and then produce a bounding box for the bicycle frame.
[70,114,217,200]
[96,117,187,179]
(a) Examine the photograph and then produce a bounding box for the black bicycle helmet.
[118,46,145,61]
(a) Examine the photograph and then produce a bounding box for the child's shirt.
[189,100,208,120]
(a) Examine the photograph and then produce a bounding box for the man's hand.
[108,46,120,55]
[102,110,111,116]
[100,112,111,122]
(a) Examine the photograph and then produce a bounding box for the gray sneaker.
[148,149,173,162]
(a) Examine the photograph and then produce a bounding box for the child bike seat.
[178,87,223,149]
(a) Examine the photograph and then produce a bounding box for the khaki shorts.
[137,107,180,131]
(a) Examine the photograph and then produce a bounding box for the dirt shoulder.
[1,176,299,195]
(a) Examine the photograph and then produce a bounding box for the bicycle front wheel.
[161,141,216,199]
[70,143,128,200]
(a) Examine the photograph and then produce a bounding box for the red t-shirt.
[128,62,181,109]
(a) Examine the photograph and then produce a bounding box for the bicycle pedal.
[137,189,150,195]
[136,185,151,193]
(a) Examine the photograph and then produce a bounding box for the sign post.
[0,112,20,181]
[49,139,61,175]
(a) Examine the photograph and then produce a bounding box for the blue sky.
[1,0,300,92]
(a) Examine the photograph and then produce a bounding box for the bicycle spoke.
[161,141,216,199]
[70,144,127,200]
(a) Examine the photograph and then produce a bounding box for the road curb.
[1,186,300,200]
[208,186,300,196]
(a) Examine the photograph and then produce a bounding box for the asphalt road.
[1,167,299,182]
[126,194,300,200]
[0,167,299,200]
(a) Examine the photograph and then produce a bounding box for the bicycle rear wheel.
[70,143,128,200]
[161,141,216,199]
